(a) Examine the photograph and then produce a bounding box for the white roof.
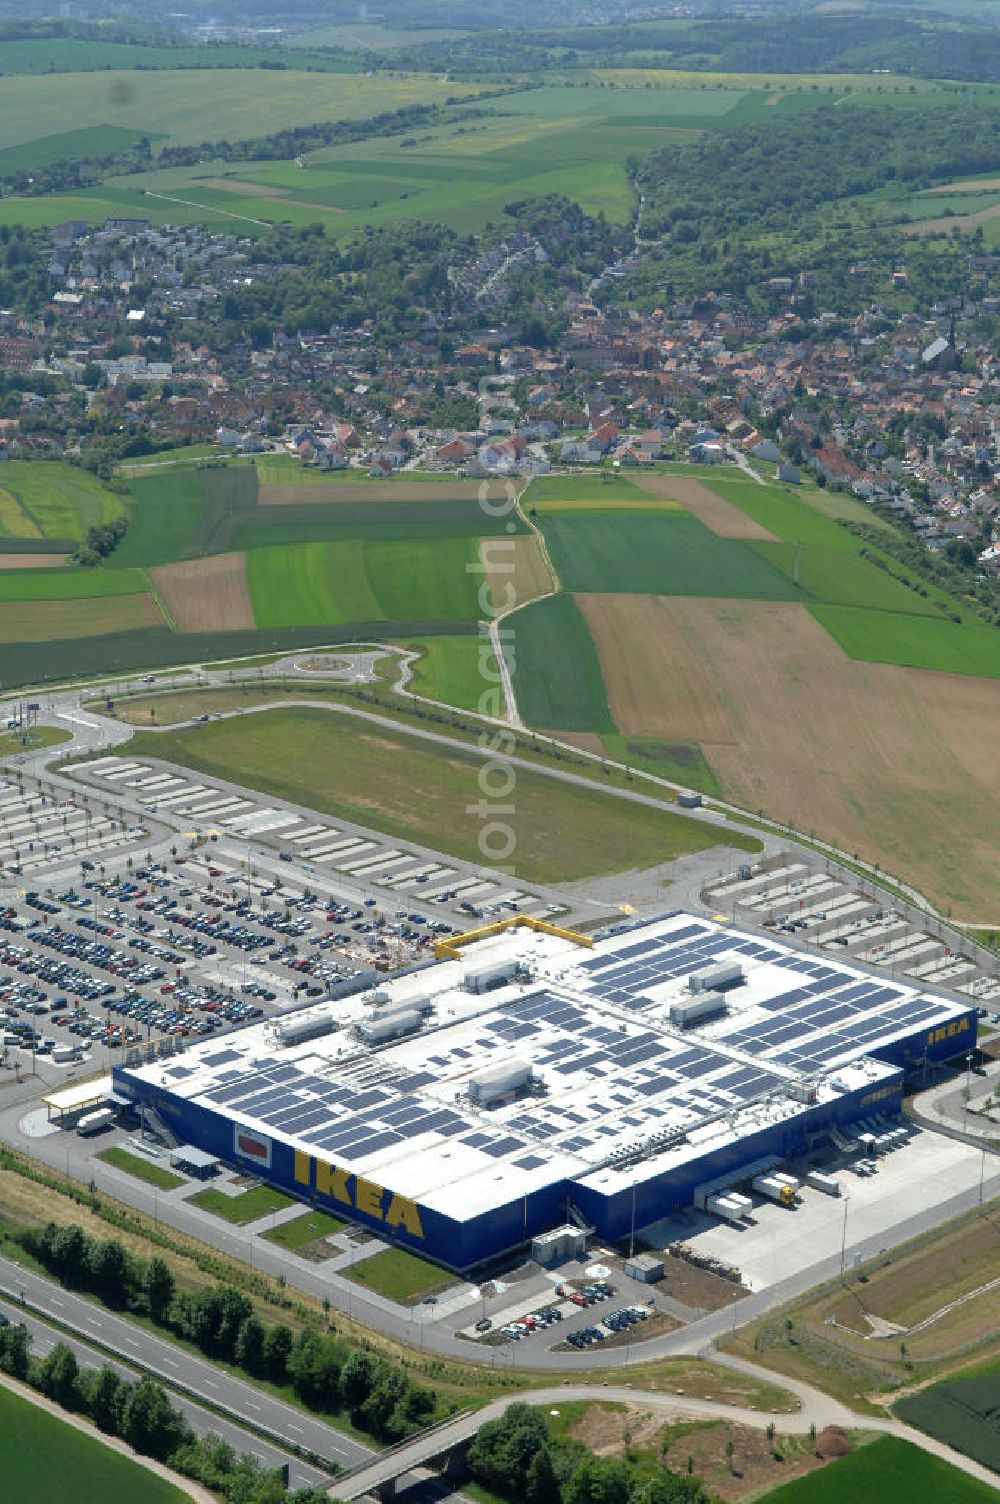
[119,914,967,1221]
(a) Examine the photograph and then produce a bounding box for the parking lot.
[0,848,472,1079]
[0,770,152,879]
[69,755,555,925]
[706,857,1000,1008]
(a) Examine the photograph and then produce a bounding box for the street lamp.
[839,1195,850,1277]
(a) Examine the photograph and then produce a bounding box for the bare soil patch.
[550,730,606,755]
[260,481,478,504]
[631,475,778,539]
[569,1405,828,1502]
[151,552,254,632]
[922,176,1000,193]
[0,552,67,569]
[583,594,1000,917]
[481,534,553,611]
[200,177,347,212]
[580,594,737,746]
[905,203,1000,235]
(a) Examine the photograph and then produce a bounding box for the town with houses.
[2,212,999,574]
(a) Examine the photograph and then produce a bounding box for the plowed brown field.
[0,553,67,568]
[632,475,778,539]
[151,552,254,631]
[481,535,553,612]
[260,481,480,504]
[582,593,1000,916]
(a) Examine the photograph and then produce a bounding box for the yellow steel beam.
[432,914,593,960]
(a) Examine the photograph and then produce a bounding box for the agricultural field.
[151,553,255,632]
[580,594,1000,916]
[245,536,483,627]
[0,593,163,642]
[537,509,801,599]
[0,462,125,543]
[755,1435,996,1504]
[508,593,613,732]
[131,707,759,884]
[896,1363,1000,1472]
[0,1385,191,1504]
[813,606,1000,677]
[0,70,480,156]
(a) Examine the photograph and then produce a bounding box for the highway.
[0,1290,332,1493]
[0,1256,473,1504]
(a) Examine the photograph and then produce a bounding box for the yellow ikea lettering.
[386,1193,425,1239]
[294,1150,311,1187]
[354,1178,384,1221]
[315,1159,352,1206]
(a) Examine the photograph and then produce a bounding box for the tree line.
[0,1319,331,1504]
[24,1220,441,1442]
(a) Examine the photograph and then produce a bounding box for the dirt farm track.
[580,593,1000,918]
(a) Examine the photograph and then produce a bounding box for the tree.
[51,1222,89,1282]
[143,1256,175,1323]
[525,1445,559,1504]
[39,1343,81,1409]
[234,1315,266,1376]
[0,1321,30,1379]
[88,1364,126,1434]
[262,1323,293,1383]
[120,1377,190,1461]
[88,1237,130,1306]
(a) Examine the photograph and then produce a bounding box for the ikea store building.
[113,912,977,1272]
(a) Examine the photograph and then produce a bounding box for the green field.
[601,732,722,797]
[752,540,941,615]
[97,1146,185,1190]
[0,462,125,542]
[187,1184,294,1224]
[0,38,360,76]
[0,567,148,601]
[0,1384,190,1504]
[0,70,479,155]
[245,537,483,627]
[261,1209,347,1250]
[345,1246,452,1304]
[0,124,153,174]
[812,605,1000,677]
[539,510,801,599]
[756,1435,995,1504]
[401,635,500,713]
[508,593,613,731]
[895,1363,1000,1471]
[131,707,759,884]
[111,469,213,570]
[527,474,661,507]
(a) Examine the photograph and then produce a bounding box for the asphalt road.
[0,1253,366,1474]
[0,1291,331,1493]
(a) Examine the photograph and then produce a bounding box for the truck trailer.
[752,1174,796,1206]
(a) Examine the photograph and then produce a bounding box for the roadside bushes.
[22,1220,441,1440]
[0,1322,329,1504]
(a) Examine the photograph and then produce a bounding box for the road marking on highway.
[161,1357,177,1368]
[203,1379,218,1389]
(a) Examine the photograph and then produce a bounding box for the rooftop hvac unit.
[468,1058,532,1106]
[688,961,744,994]
[786,1080,818,1104]
[356,1009,422,1046]
[670,993,726,1028]
[274,1011,335,1048]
